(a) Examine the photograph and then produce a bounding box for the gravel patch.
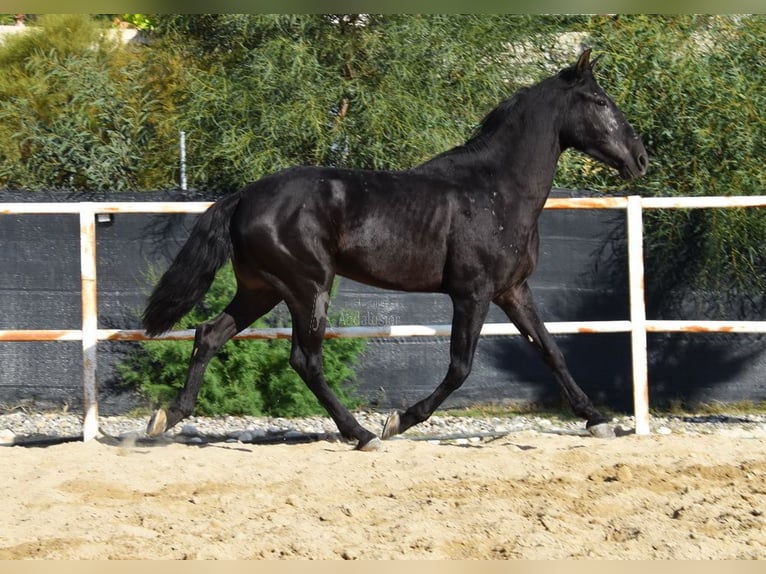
[2,410,766,446]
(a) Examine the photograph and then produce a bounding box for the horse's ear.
[575,48,592,77]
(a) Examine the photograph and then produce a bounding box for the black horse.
[143,49,648,450]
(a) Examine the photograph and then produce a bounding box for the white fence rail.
[2,196,766,441]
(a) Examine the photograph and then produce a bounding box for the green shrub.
[0,14,182,191]
[118,264,366,417]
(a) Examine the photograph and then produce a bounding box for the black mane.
[414,87,530,170]
[441,60,588,160]
[461,88,529,153]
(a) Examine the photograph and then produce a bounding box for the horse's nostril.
[637,152,649,173]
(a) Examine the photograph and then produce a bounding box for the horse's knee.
[289,345,322,382]
[289,346,307,378]
[446,360,473,388]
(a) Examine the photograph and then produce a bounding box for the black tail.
[143,191,242,336]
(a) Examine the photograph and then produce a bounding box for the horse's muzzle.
[621,140,649,179]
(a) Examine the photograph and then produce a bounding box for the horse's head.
[559,49,648,180]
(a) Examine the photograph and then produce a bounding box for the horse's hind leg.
[493,283,614,438]
[146,287,281,436]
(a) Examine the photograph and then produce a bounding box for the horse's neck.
[499,120,562,194]
[417,109,562,201]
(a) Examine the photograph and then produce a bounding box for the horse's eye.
[596,98,608,107]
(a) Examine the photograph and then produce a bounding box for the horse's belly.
[336,246,445,292]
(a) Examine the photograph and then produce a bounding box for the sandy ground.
[1,429,765,560]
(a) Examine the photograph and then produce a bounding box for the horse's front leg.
[494,282,615,438]
[382,294,490,439]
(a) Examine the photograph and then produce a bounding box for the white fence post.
[79,203,99,441]
[627,196,650,435]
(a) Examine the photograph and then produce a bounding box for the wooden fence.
[2,195,765,441]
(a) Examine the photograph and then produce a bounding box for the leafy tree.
[151,14,579,191]
[0,14,180,190]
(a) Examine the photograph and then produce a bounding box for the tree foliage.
[0,14,181,190]
[150,14,561,190]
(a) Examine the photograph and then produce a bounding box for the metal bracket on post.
[627,195,650,435]
[79,203,99,441]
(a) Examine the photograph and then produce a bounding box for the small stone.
[657,426,672,435]
[238,431,253,443]
[180,424,200,437]
[0,428,16,445]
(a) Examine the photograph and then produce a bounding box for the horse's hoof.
[146,409,167,437]
[587,422,616,439]
[381,411,400,440]
[356,437,382,452]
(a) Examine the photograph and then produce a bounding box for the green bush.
[118,264,366,417]
[0,14,182,191]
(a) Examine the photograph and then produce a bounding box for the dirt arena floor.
[1,428,765,560]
